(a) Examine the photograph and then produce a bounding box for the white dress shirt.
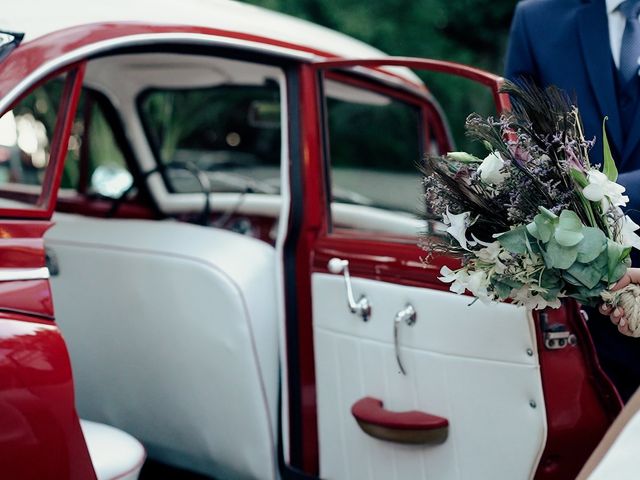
[607,0,640,68]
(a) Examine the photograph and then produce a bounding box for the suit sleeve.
[504,2,540,84]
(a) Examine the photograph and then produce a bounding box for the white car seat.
[46,214,279,480]
[81,420,145,480]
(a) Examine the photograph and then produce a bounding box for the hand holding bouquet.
[422,82,640,335]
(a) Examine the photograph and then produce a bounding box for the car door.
[281,58,620,480]
[0,44,95,478]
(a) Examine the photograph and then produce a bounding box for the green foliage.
[602,117,618,182]
[498,206,627,299]
[242,0,517,152]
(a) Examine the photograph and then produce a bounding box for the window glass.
[138,83,281,195]
[63,91,131,197]
[0,74,66,208]
[325,78,424,232]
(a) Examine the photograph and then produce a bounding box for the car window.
[324,78,425,234]
[64,90,131,197]
[138,83,281,195]
[0,73,67,209]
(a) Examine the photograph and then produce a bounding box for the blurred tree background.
[241,0,518,152]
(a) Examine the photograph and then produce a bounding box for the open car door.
[281,58,621,480]
[0,47,95,477]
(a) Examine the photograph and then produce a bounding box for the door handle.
[327,257,371,322]
[394,304,417,375]
[351,397,448,445]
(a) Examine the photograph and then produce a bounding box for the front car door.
[0,37,95,478]
[282,58,622,480]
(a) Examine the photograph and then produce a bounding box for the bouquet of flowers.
[422,82,640,335]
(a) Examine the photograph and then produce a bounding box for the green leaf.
[554,210,584,247]
[569,283,606,305]
[538,206,559,221]
[602,117,618,182]
[609,262,628,284]
[526,222,539,240]
[446,151,482,164]
[545,238,579,269]
[531,212,557,243]
[492,279,513,299]
[567,262,603,289]
[563,271,584,286]
[495,226,530,254]
[540,269,562,289]
[606,239,626,282]
[576,227,607,263]
[570,168,589,188]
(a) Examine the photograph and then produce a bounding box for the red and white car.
[0,1,628,479]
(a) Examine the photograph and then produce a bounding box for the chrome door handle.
[327,257,371,322]
[394,304,417,375]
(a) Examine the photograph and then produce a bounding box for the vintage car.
[0,1,630,479]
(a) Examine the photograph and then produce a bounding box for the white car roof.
[0,0,384,58]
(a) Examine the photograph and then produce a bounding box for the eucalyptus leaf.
[567,261,603,289]
[609,262,628,284]
[526,222,540,240]
[554,210,584,247]
[576,227,607,263]
[570,283,606,305]
[606,239,625,282]
[545,238,579,269]
[555,229,585,247]
[602,117,618,182]
[540,269,562,289]
[495,226,529,254]
[532,212,556,243]
[563,271,584,286]
[538,206,559,221]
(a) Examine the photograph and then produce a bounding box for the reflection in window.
[61,90,132,198]
[326,79,423,220]
[139,83,281,195]
[0,75,65,208]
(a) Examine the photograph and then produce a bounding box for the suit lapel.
[578,0,624,153]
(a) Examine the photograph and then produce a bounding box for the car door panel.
[312,273,546,480]
[285,57,621,479]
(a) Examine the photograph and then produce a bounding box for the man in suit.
[505,0,640,401]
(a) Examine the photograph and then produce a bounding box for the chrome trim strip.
[0,266,50,281]
[0,32,318,113]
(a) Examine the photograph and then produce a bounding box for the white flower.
[476,240,501,263]
[442,208,474,250]
[438,265,468,294]
[582,170,629,207]
[438,266,492,301]
[466,270,490,299]
[477,152,507,185]
[620,215,640,250]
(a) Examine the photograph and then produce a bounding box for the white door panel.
[312,273,546,480]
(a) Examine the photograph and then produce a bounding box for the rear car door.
[282,58,620,480]
[0,37,95,478]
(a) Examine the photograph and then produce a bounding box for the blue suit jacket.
[505,0,640,216]
[507,0,640,402]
